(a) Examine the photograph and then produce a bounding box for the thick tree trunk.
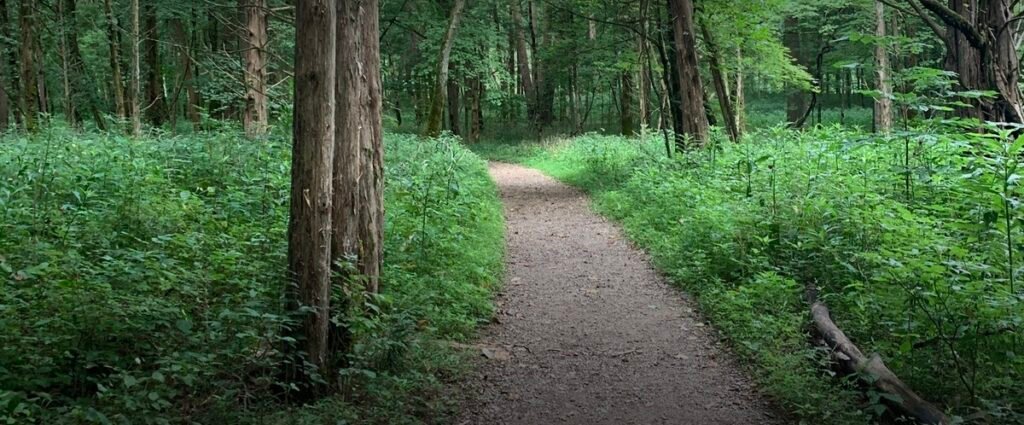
[243,0,268,138]
[620,71,636,136]
[783,16,805,125]
[144,3,165,126]
[104,0,127,120]
[333,0,384,311]
[917,0,1024,123]
[424,0,466,137]
[509,0,536,121]
[875,2,892,133]
[700,22,738,142]
[17,0,37,131]
[288,0,336,381]
[667,0,709,146]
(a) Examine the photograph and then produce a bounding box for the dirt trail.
[455,163,781,424]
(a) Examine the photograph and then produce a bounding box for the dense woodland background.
[2,0,1024,423]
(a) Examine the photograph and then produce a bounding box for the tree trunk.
[170,16,201,130]
[424,0,466,137]
[468,76,483,142]
[0,0,9,132]
[658,10,684,148]
[447,78,461,135]
[18,0,37,131]
[783,16,805,125]
[620,70,636,136]
[874,1,892,133]
[144,3,165,126]
[104,0,127,120]
[917,0,1024,123]
[333,0,384,310]
[667,0,709,146]
[243,0,268,138]
[509,0,536,122]
[288,0,336,381]
[734,45,745,135]
[700,21,738,142]
[130,0,142,136]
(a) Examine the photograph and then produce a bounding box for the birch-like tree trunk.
[874,1,892,133]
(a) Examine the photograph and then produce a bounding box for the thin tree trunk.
[735,45,745,135]
[104,0,127,120]
[0,0,9,132]
[424,0,466,137]
[58,0,76,128]
[243,0,268,138]
[667,0,709,146]
[288,0,336,382]
[130,0,142,136]
[18,0,37,131]
[468,76,483,142]
[170,16,201,130]
[700,21,738,141]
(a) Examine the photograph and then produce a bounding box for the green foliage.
[0,128,503,424]
[475,125,1024,423]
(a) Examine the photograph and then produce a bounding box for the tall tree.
[783,15,804,125]
[169,14,201,129]
[912,0,1024,122]
[17,0,37,131]
[288,0,336,379]
[667,0,709,146]
[243,0,268,138]
[700,19,739,141]
[0,0,9,131]
[143,2,165,126]
[509,0,536,122]
[104,0,127,120]
[424,0,466,137]
[874,1,891,133]
[130,0,141,136]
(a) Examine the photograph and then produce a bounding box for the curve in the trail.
[456,162,780,425]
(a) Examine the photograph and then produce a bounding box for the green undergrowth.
[0,127,503,424]
[474,126,1024,424]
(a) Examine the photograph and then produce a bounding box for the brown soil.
[454,163,782,424]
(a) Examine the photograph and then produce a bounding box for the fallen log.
[808,296,950,425]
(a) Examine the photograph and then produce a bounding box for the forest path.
[454,162,780,424]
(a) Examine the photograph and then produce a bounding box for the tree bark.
[509,0,536,122]
[468,76,483,142]
[144,3,165,126]
[700,21,738,142]
[170,16,201,130]
[104,0,127,120]
[620,70,636,136]
[17,0,37,131]
[447,78,461,135]
[288,0,336,381]
[0,0,9,132]
[875,1,892,133]
[807,289,950,425]
[667,0,709,146]
[734,45,745,135]
[424,0,466,137]
[130,0,142,136]
[243,0,268,138]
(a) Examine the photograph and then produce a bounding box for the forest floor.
[454,162,782,424]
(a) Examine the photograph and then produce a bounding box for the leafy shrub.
[0,128,503,424]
